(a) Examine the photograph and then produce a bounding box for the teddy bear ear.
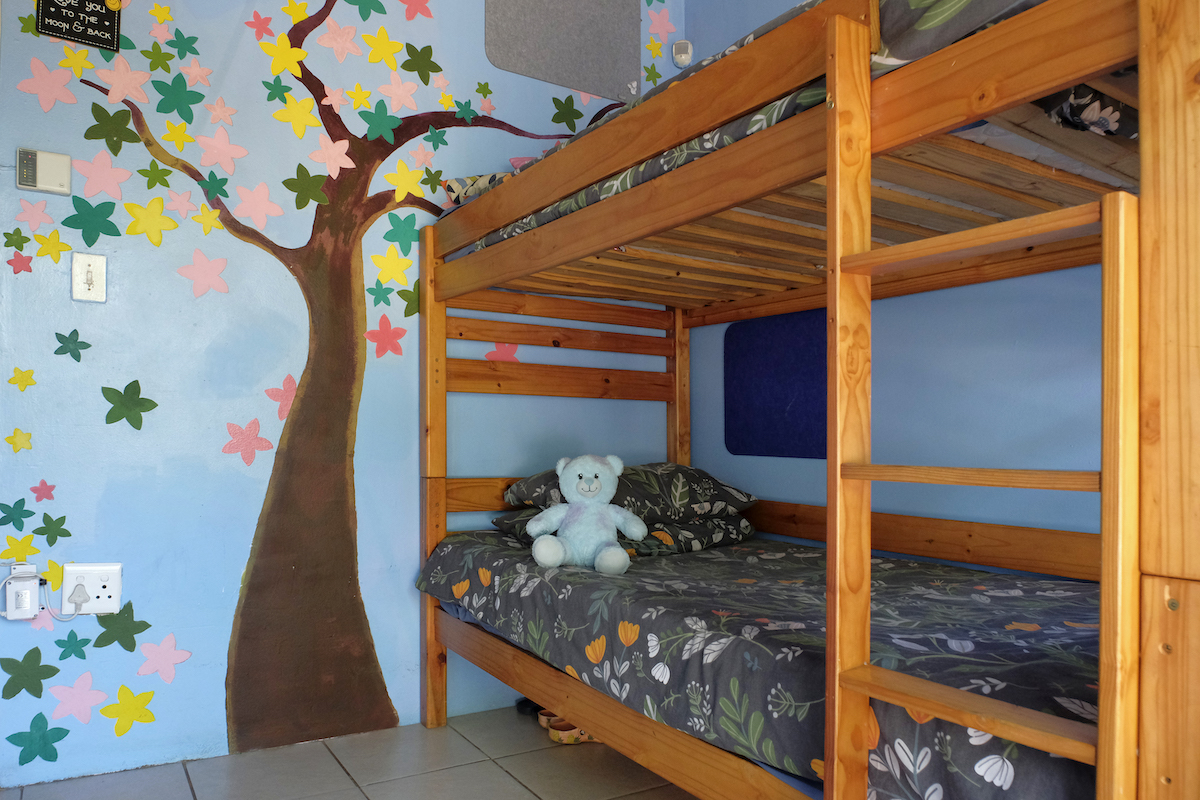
[605,455,624,475]
[556,457,572,476]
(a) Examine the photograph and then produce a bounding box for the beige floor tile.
[362,760,538,800]
[324,723,486,786]
[0,789,19,800]
[449,707,558,758]
[497,743,667,800]
[186,740,355,800]
[21,763,193,800]
[615,784,701,800]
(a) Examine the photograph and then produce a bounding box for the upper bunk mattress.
[418,531,1099,799]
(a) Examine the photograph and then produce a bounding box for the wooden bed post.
[667,307,691,465]
[419,225,449,728]
[825,14,873,800]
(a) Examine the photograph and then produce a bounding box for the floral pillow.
[494,462,758,556]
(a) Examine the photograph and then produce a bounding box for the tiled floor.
[3,707,698,800]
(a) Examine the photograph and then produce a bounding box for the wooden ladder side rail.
[437,611,811,800]
[841,464,1101,492]
[840,666,1099,764]
[1097,192,1139,799]
[667,308,691,465]
[825,15,874,800]
[419,226,449,728]
[432,0,875,258]
[447,317,674,357]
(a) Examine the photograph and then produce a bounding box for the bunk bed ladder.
[824,15,1141,800]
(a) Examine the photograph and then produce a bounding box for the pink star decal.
[378,72,418,113]
[9,252,33,275]
[49,672,108,724]
[510,156,535,171]
[31,608,54,631]
[316,18,360,62]
[232,183,284,231]
[196,126,248,175]
[180,57,213,87]
[409,142,434,170]
[245,10,274,40]
[165,189,198,219]
[647,9,676,40]
[18,57,77,112]
[31,480,56,502]
[486,343,520,362]
[205,96,237,125]
[222,419,273,466]
[93,55,151,104]
[364,314,406,358]
[16,199,53,231]
[431,73,449,91]
[480,97,496,116]
[74,151,133,200]
[137,633,192,684]
[265,374,297,420]
[576,91,600,106]
[148,22,171,44]
[309,134,354,179]
[177,248,228,297]
[322,86,350,113]
[398,0,433,21]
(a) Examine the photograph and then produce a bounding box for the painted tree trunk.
[225,217,397,751]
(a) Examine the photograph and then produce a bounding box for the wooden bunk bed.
[417,0,1199,796]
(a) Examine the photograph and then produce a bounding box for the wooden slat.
[842,202,1100,276]
[420,477,448,727]
[668,308,690,465]
[1140,577,1200,798]
[872,0,1137,154]
[640,233,827,274]
[555,263,757,301]
[842,463,1101,492]
[607,250,817,291]
[445,477,518,512]
[438,612,810,800]
[447,359,674,401]
[433,0,872,257]
[840,666,1099,764]
[746,499,1102,581]
[798,178,1001,228]
[989,104,1140,188]
[1087,72,1138,108]
[1097,191,1140,799]
[1139,0,1200,582]
[825,16,874,800]
[748,195,944,245]
[447,317,672,356]
[447,289,673,330]
[874,155,1061,218]
[433,106,828,300]
[502,275,711,309]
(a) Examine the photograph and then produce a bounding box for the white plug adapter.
[3,563,40,621]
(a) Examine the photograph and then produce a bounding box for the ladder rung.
[841,202,1101,276]
[841,464,1100,492]
[840,665,1098,764]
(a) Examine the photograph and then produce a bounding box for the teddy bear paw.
[594,544,631,575]
[532,536,566,569]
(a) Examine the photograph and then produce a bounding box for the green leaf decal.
[93,602,151,652]
[1,648,59,699]
[84,103,140,156]
[102,380,159,430]
[5,714,68,765]
[400,43,441,85]
[33,513,71,546]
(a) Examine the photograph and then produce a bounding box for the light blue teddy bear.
[527,455,648,575]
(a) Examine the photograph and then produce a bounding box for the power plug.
[3,563,40,621]
[61,563,123,615]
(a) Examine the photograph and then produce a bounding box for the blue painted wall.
[684,0,798,61]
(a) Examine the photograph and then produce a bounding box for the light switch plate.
[72,253,107,303]
[17,148,72,195]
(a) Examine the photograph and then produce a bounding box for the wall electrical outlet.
[61,563,123,615]
[3,563,40,621]
[72,253,107,303]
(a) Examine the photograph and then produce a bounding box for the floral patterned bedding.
[417,532,1100,800]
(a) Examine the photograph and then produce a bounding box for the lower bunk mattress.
[417,531,1100,799]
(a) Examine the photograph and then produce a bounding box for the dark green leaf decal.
[476,82,492,98]
[5,714,68,765]
[102,380,159,430]
[4,228,30,251]
[54,329,92,362]
[19,14,39,35]
[0,498,35,531]
[33,513,71,546]
[138,159,173,189]
[420,168,443,194]
[400,43,441,85]
[1,648,59,699]
[141,41,175,72]
[282,164,328,209]
[552,96,584,132]
[644,64,662,87]
[93,602,151,652]
[398,285,420,318]
[61,197,121,247]
[84,103,140,156]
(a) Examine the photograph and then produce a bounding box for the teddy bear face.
[555,454,623,505]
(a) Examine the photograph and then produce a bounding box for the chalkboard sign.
[37,0,122,52]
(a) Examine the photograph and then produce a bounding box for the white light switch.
[72,253,107,303]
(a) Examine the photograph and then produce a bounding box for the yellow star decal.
[59,45,94,78]
[362,26,404,71]
[162,119,194,152]
[281,0,308,24]
[125,197,179,247]
[42,560,65,592]
[1,535,39,561]
[272,93,320,139]
[101,686,156,737]
[147,2,172,23]
[371,245,412,285]
[259,32,308,77]
[645,37,663,58]
[33,230,71,264]
[383,160,425,202]
[5,428,32,454]
[346,83,372,110]
[437,92,454,111]
[192,204,224,235]
[9,368,36,392]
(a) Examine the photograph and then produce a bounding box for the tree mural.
[19,0,565,751]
